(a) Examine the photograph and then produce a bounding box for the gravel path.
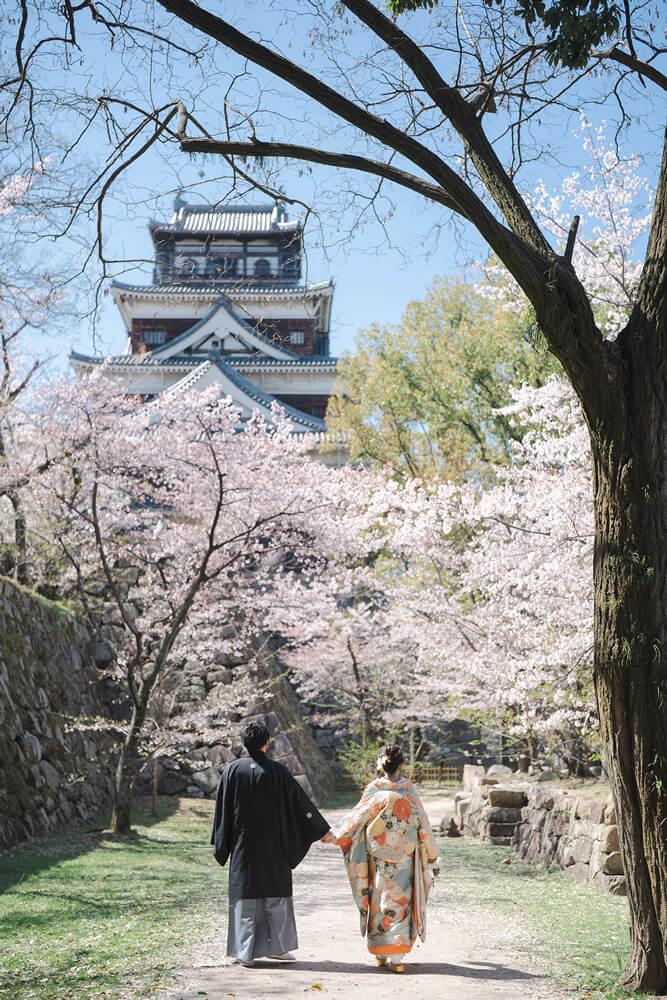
[166,805,555,1000]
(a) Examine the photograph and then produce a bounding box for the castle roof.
[111,279,332,298]
[70,350,338,374]
[150,201,300,238]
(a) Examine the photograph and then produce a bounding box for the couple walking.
[211,721,440,974]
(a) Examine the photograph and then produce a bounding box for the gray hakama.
[227,896,298,961]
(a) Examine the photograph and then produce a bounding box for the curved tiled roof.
[212,358,326,432]
[160,356,326,433]
[110,279,333,299]
[150,201,300,236]
[147,296,298,360]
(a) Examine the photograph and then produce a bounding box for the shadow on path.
[192,958,545,981]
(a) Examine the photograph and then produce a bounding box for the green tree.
[327,278,556,480]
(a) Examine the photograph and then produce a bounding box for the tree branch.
[603,46,667,92]
[180,137,460,213]
[157,0,542,281]
[339,0,551,254]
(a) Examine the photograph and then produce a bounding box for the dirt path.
[166,805,555,1000]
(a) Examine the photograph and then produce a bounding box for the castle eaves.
[110,280,333,299]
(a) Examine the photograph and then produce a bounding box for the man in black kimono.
[211,720,330,966]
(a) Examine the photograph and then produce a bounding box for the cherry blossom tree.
[480,121,652,341]
[10,373,336,833]
[0,165,61,583]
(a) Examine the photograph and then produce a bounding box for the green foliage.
[0,797,221,1000]
[336,734,383,786]
[327,277,557,481]
[386,0,622,70]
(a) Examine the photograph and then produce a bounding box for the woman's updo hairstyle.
[378,743,404,775]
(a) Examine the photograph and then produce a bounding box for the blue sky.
[13,2,663,367]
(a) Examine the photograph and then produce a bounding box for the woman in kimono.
[325,743,440,973]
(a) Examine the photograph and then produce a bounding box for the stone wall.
[514,788,625,895]
[132,633,334,803]
[0,577,118,852]
[454,765,625,895]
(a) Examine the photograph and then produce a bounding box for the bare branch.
[180,137,460,213]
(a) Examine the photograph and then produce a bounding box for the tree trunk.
[111,702,147,834]
[152,756,159,817]
[591,425,667,991]
[9,488,27,584]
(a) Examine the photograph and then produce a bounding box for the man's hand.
[321,831,334,844]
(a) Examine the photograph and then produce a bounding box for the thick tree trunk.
[591,422,667,991]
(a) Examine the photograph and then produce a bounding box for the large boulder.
[600,824,620,853]
[601,851,624,875]
[483,805,523,824]
[592,872,627,896]
[462,764,485,790]
[487,822,518,839]
[23,731,42,762]
[207,744,235,765]
[39,760,61,792]
[536,769,558,783]
[488,786,527,808]
[191,766,221,795]
[570,836,594,864]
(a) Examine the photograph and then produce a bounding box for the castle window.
[254,258,271,278]
[144,329,166,346]
[289,329,305,346]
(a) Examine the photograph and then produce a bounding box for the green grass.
[0,797,652,1000]
[0,797,223,1000]
[434,838,644,1000]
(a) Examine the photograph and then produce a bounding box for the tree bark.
[111,701,147,834]
[592,435,667,991]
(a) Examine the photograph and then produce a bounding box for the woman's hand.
[321,831,335,844]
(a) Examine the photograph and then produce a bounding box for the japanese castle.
[71,198,338,437]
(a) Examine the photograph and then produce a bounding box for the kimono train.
[331,776,440,959]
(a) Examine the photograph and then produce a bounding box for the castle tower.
[71,199,338,436]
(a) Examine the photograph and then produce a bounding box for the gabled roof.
[146,297,298,361]
[150,201,300,238]
[163,354,326,433]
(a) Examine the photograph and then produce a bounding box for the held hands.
[321,831,335,844]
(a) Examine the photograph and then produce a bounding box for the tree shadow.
[0,794,184,894]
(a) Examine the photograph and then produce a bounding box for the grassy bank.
[0,797,222,1000]
[434,838,637,1000]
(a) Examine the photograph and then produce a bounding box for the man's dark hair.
[242,720,270,753]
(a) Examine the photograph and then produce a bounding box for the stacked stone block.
[515,789,625,895]
[0,578,118,851]
[454,764,626,896]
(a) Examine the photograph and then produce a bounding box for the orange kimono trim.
[368,942,413,956]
